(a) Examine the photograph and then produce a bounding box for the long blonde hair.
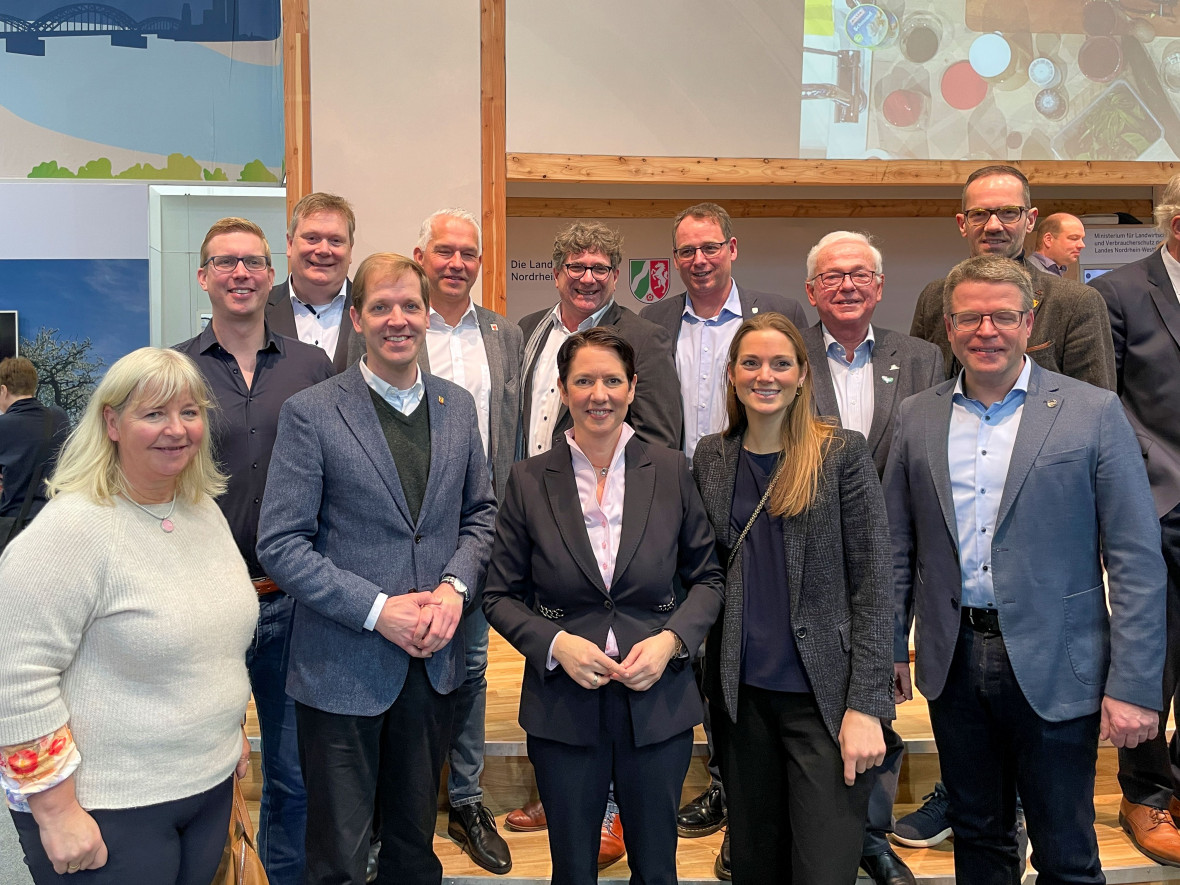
[48,347,227,504]
[724,313,838,518]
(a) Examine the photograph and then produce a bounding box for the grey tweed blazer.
[692,428,895,743]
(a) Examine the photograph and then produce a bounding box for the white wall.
[308,0,484,304]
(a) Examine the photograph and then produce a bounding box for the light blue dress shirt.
[822,324,876,437]
[676,281,744,462]
[949,357,1032,609]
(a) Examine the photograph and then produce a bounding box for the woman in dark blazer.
[484,327,724,885]
[693,312,895,884]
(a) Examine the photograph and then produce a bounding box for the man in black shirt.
[0,357,70,523]
[175,217,333,885]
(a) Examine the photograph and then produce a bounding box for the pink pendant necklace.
[126,495,177,533]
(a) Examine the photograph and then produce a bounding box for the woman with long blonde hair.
[693,312,894,884]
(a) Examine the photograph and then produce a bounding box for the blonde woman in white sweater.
[0,347,257,884]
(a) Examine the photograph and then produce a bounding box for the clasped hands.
[375,583,464,657]
[552,630,680,692]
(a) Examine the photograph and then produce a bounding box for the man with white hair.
[801,231,943,885]
[1091,174,1180,865]
[413,208,522,875]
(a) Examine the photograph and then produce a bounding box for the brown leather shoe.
[1170,795,1180,827]
[1120,798,1180,866]
[598,808,625,869]
[504,798,547,832]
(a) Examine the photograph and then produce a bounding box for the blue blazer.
[257,364,497,717]
[883,362,1167,721]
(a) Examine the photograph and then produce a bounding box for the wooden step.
[244,629,1180,883]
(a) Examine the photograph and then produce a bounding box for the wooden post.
[282,0,312,219]
[481,0,507,314]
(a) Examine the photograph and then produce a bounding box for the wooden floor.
[244,629,1180,884]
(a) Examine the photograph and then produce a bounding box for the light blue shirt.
[822,324,876,437]
[949,357,1032,609]
[359,357,424,416]
[676,281,744,461]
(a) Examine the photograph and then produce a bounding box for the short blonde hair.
[352,253,430,312]
[200,217,272,266]
[47,347,226,504]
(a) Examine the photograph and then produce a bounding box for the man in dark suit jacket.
[908,165,1115,391]
[519,221,681,456]
[412,208,521,874]
[639,201,809,462]
[801,231,942,885]
[886,255,1165,885]
[1090,172,1180,864]
[257,253,496,885]
[0,357,70,524]
[265,192,364,374]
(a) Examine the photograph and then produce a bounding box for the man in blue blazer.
[258,253,496,885]
[1091,173,1180,863]
[885,255,1166,885]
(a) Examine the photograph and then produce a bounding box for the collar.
[429,298,479,331]
[195,320,283,356]
[565,423,635,471]
[953,355,1033,405]
[289,278,348,312]
[683,279,742,321]
[551,299,614,333]
[359,357,423,400]
[821,323,875,360]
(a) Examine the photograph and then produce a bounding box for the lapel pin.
[890,364,900,371]
[1046,398,1058,408]
[882,376,895,384]
[490,323,499,331]
[752,307,759,314]
[438,395,445,404]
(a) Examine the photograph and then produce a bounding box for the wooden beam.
[481,0,507,316]
[507,197,1155,220]
[507,154,1180,188]
[282,0,312,217]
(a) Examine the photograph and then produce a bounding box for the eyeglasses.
[205,255,270,272]
[564,263,614,280]
[673,242,727,261]
[949,309,1028,331]
[808,270,879,290]
[962,206,1028,226]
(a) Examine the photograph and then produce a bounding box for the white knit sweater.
[0,492,258,810]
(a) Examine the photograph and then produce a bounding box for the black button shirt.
[175,323,333,578]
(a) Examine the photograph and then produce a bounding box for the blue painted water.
[0,34,282,167]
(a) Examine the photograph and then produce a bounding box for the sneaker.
[891,782,952,848]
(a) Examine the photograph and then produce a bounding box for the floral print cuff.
[0,724,81,813]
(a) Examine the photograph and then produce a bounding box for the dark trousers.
[296,658,456,885]
[527,681,692,885]
[1118,502,1180,806]
[246,592,306,885]
[929,621,1103,885]
[712,689,871,885]
[862,722,906,854]
[693,654,725,799]
[12,776,232,885]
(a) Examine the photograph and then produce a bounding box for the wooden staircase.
[245,630,1180,884]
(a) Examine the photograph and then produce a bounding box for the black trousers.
[1119,501,1180,806]
[712,688,871,885]
[296,659,456,885]
[12,776,232,885]
[527,680,692,885]
[930,622,1102,885]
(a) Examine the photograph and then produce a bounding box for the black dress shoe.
[860,848,917,885]
[365,840,379,883]
[678,784,727,837]
[448,803,513,875]
[714,829,731,881]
